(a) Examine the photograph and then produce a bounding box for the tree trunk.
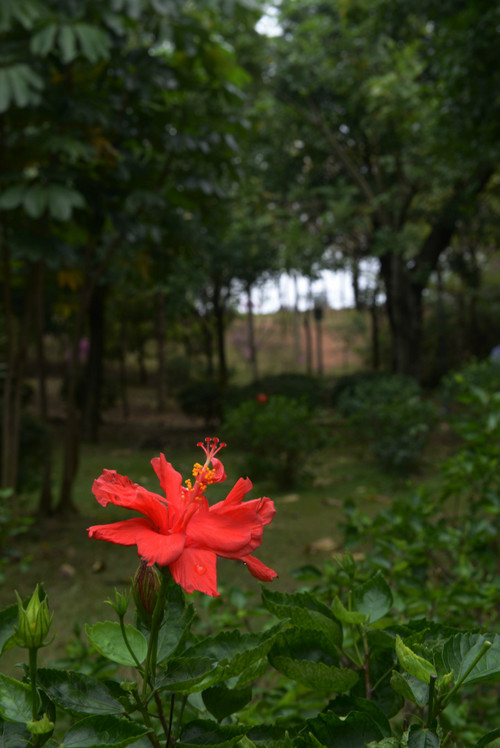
[213,284,228,389]
[379,253,423,379]
[118,316,129,419]
[156,289,167,412]
[292,272,302,363]
[303,309,313,376]
[82,283,107,442]
[34,260,54,515]
[1,244,36,492]
[246,282,259,383]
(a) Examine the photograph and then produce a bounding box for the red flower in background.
[87,438,277,596]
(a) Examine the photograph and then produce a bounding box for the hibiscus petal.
[151,454,184,510]
[88,517,154,545]
[186,509,256,554]
[93,470,170,532]
[170,548,219,596]
[136,529,185,567]
[242,554,278,581]
[211,456,226,483]
[220,477,252,506]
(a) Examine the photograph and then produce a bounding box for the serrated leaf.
[178,719,246,747]
[157,656,220,693]
[390,671,429,707]
[85,622,147,667]
[270,655,357,693]
[354,572,393,623]
[261,588,342,645]
[306,710,384,746]
[202,683,252,722]
[0,721,32,747]
[61,715,149,748]
[442,633,500,685]
[154,579,195,664]
[407,727,439,748]
[0,674,33,723]
[37,669,124,717]
[395,636,435,684]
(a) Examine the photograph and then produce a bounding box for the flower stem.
[28,647,39,721]
[142,570,169,699]
[119,617,145,675]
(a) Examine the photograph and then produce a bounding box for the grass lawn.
[0,426,442,677]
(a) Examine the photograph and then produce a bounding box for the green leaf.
[62,715,149,748]
[0,674,33,723]
[407,727,439,748]
[354,572,393,623]
[85,622,147,667]
[178,719,246,747]
[332,596,368,625]
[58,25,77,63]
[73,23,110,63]
[0,604,19,654]
[0,721,32,747]
[30,23,58,56]
[0,185,26,210]
[157,656,220,693]
[390,671,429,707]
[305,710,385,746]
[47,185,85,221]
[261,588,342,645]
[476,728,500,748]
[155,578,195,663]
[37,669,124,717]
[202,683,252,722]
[395,636,435,684]
[0,70,11,113]
[270,655,357,693]
[23,184,48,218]
[442,633,500,686]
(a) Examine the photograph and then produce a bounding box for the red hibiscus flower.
[87,438,277,596]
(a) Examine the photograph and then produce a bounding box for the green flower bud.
[106,588,130,619]
[15,585,53,650]
[132,562,161,627]
[27,713,55,735]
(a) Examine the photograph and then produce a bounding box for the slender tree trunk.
[82,283,107,442]
[213,285,228,389]
[292,272,301,364]
[369,292,380,371]
[1,245,36,492]
[303,310,313,376]
[246,282,259,383]
[118,317,129,419]
[156,289,166,412]
[34,260,54,515]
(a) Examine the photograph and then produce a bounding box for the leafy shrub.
[176,379,224,425]
[222,395,326,489]
[335,373,437,472]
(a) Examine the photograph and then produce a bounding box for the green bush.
[222,395,326,489]
[336,373,437,472]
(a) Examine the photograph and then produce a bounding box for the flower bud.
[132,562,161,627]
[15,585,53,649]
[106,588,130,619]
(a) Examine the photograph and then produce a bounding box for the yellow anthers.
[184,479,192,490]
[192,463,203,477]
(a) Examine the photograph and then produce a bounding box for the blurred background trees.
[1,0,500,509]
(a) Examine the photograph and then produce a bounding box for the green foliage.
[335,373,437,472]
[222,395,326,488]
